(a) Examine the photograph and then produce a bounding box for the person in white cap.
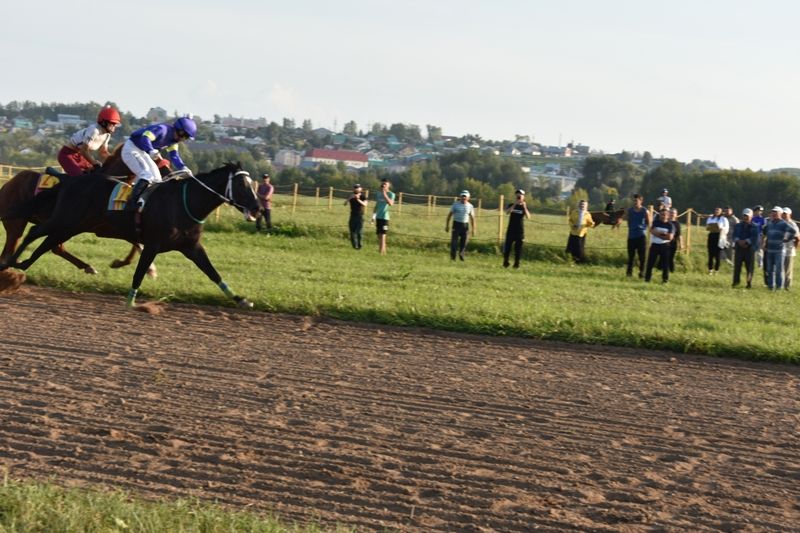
[503,189,531,268]
[762,206,797,290]
[445,190,476,261]
[731,208,760,288]
[781,207,799,289]
[656,188,672,210]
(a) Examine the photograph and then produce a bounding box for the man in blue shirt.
[732,208,760,288]
[445,190,476,261]
[625,194,651,278]
[762,206,797,290]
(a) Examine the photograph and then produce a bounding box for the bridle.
[178,169,255,224]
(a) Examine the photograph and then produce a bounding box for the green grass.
[3,193,797,363]
[0,474,341,532]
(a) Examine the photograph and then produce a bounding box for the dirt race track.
[0,286,798,532]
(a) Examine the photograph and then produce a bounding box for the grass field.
[3,191,796,363]
[0,475,339,532]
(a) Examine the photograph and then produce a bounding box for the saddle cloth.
[34,174,60,196]
[107,182,132,211]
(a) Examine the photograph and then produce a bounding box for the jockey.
[121,117,197,210]
[57,105,121,176]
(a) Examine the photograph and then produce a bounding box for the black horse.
[1,163,261,308]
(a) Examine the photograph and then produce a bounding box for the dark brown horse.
[2,163,260,308]
[0,145,168,276]
[590,208,625,228]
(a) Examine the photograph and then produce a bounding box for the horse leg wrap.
[126,288,138,307]
[218,281,235,299]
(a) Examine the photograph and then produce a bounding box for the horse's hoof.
[236,297,254,309]
[84,266,98,275]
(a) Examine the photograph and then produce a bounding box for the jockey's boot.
[127,180,149,211]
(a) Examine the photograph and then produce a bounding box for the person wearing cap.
[781,207,799,289]
[445,190,476,261]
[344,184,367,249]
[656,188,672,210]
[503,189,531,268]
[624,193,651,278]
[644,206,674,283]
[373,178,395,255]
[751,205,766,268]
[255,172,274,232]
[762,206,797,290]
[566,199,595,264]
[731,208,760,288]
[705,206,729,275]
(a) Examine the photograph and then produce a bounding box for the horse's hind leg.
[51,243,97,274]
[111,243,157,278]
[0,219,24,267]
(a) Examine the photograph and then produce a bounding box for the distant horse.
[1,163,261,308]
[590,208,625,228]
[0,145,168,276]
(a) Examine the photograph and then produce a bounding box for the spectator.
[644,207,674,283]
[445,190,476,261]
[255,173,274,232]
[656,188,672,210]
[762,206,797,290]
[503,189,531,268]
[722,206,739,265]
[732,208,760,288]
[373,178,395,255]
[668,207,682,273]
[566,200,594,263]
[705,206,729,275]
[751,205,766,268]
[344,183,367,249]
[625,193,651,278]
[782,207,799,290]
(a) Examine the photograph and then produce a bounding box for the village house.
[304,148,369,169]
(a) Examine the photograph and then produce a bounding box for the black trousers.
[733,245,755,286]
[348,215,363,249]
[450,222,470,259]
[627,236,646,275]
[707,233,721,271]
[256,208,272,230]
[645,243,671,282]
[669,241,678,272]
[504,232,524,266]
[566,234,586,262]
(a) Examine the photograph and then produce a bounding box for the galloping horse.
[1,163,261,308]
[0,145,168,275]
[590,208,625,228]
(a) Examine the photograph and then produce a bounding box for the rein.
[182,169,253,223]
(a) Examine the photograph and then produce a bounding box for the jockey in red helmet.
[57,105,121,177]
[121,116,197,210]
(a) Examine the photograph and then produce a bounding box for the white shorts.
[122,139,162,184]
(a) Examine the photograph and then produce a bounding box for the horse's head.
[220,162,261,221]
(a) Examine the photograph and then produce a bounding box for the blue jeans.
[765,250,786,289]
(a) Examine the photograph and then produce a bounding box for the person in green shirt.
[373,178,396,255]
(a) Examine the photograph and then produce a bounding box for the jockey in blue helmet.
[121,117,197,210]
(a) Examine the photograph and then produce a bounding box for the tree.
[302,119,313,132]
[282,117,295,130]
[426,124,442,142]
[343,120,358,136]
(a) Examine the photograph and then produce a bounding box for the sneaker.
[513,263,520,269]
[503,260,510,268]
[459,252,465,261]
[746,282,751,288]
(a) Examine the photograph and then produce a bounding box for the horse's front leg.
[181,244,253,309]
[126,245,158,307]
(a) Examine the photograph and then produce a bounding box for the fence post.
[215,206,221,222]
[432,195,437,214]
[427,195,432,214]
[328,187,334,210]
[292,183,299,215]
[476,198,482,235]
[398,191,403,214]
[315,187,320,206]
[685,209,692,257]
[498,194,504,243]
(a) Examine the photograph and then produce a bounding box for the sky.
[2,0,799,170]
